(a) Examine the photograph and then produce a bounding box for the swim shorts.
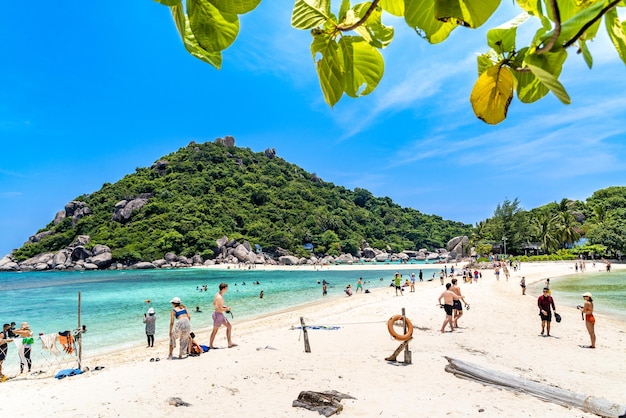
[453,300,462,311]
[540,311,552,322]
[444,304,453,316]
[212,311,229,327]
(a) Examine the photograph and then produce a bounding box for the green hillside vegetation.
[13,141,472,263]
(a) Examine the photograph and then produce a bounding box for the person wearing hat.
[538,287,557,337]
[13,322,33,374]
[168,297,191,359]
[578,292,596,348]
[143,307,156,348]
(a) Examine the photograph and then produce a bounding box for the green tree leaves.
[470,65,514,125]
[303,1,386,106]
[156,0,626,123]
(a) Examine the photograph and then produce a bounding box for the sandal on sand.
[228,344,238,348]
[579,345,595,349]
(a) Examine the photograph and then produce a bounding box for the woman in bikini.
[578,292,595,348]
[168,297,191,359]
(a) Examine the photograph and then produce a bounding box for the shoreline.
[1,261,625,417]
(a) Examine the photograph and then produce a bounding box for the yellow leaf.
[470,65,514,125]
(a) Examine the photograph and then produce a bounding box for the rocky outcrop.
[264,148,276,159]
[447,236,469,259]
[0,255,19,271]
[112,194,152,223]
[215,135,235,147]
[151,160,169,175]
[278,255,299,265]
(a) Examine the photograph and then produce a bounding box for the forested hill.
[12,139,472,263]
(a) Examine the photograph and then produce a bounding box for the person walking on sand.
[356,277,363,294]
[168,297,191,359]
[1,323,15,381]
[449,279,467,328]
[13,322,33,373]
[520,276,526,295]
[538,287,557,337]
[210,283,237,349]
[143,307,156,348]
[419,269,423,282]
[410,273,416,292]
[438,283,461,333]
[578,292,596,348]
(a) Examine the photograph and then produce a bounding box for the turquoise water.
[529,270,626,321]
[0,266,437,356]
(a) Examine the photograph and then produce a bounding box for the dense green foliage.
[155,0,626,123]
[474,186,626,258]
[13,141,471,262]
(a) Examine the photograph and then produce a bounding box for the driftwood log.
[292,390,356,417]
[445,357,626,418]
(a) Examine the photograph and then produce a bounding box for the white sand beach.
[1,261,625,417]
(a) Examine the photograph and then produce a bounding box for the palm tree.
[532,213,559,254]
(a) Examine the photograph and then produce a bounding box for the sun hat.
[582,292,592,298]
[147,307,155,314]
[170,297,181,304]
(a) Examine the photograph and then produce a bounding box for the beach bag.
[200,344,210,352]
[554,312,562,323]
[189,342,202,356]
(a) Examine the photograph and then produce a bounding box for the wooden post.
[402,308,412,364]
[300,316,311,353]
[77,291,83,370]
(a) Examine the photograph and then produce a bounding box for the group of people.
[438,278,468,333]
[142,282,237,361]
[1,321,34,381]
[537,285,596,348]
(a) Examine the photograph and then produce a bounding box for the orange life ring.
[387,315,413,341]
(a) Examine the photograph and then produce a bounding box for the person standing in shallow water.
[578,292,596,348]
[143,307,156,348]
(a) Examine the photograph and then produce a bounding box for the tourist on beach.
[538,287,556,337]
[356,277,363,293]
[143,307,156,348]
[210,283,237,349]
[578,292,596,348]
[439,270,445,286]
[449,279,467,328]
[419,269,423,282]
[322,282,327,296]
[545,279,551,295]
[13,322,33,373]
[168,297,191,359]
[410,273,416,292]
[438,283,460,333]
[1,323,15,381]
[520,277,526,295]
[345,285,353,296]
[394,273,403,296]
[259,290,264,299]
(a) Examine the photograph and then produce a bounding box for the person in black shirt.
[537,287,556,336]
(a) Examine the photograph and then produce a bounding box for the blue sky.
[1,2,625,256]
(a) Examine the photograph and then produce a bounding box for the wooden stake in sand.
[300,316,311,353]
[385,308,413,364]
[445,357,626,418]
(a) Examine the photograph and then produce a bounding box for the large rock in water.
[88,252,113,269]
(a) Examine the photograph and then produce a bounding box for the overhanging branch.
[337,0,380,32]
